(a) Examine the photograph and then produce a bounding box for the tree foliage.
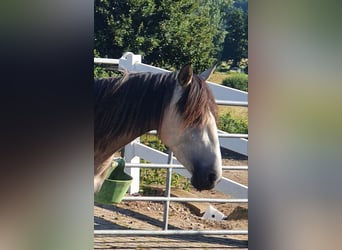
[221,3,248,67]
[95,0,248,72]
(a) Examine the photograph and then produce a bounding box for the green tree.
[221,5,248,67]
[94,0,228,72]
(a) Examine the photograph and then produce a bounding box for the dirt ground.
[94,149,248,249]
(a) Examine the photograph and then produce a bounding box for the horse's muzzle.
[190,170,220,191]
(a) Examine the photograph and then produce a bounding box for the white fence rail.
[94,52,248,236]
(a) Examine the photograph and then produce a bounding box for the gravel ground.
[94,149,248,249]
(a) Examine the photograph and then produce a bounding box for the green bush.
[218,112,248,134]
[94,65,122,78]
[94,49,121,78]
[222,73,248,92]
[140,168,190,192]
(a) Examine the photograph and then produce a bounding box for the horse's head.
[159,65,222,191]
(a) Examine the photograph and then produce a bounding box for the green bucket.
[94,158,132,204]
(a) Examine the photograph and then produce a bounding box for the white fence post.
[119,52,142,195]
[119,52,142,72]
[124,138,141,194]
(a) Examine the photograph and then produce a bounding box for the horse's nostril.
[208,173,217,183]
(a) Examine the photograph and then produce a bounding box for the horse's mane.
[177,74,218,128]
[94,72,176,143]
[94,70,217,147]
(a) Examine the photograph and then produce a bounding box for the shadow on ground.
[94,204,248,249]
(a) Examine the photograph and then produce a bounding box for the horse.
[94,64,222,193]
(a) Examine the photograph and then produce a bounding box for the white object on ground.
[202,205,226,220]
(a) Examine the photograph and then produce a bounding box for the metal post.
[163,151,173,230]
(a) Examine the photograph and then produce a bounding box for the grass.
[140,167,190,193]
[218,106,248,121]
[208,71,228,84]
[210,72,248,121]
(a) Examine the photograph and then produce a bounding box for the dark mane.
[94,71,176,146]
[176,74,218,128]
[94,70,217,152]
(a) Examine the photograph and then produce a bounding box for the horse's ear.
[199,65,217,81]
[178,64,193,87]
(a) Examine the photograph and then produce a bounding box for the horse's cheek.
[159,113,180,147]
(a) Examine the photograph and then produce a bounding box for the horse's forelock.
[176,74,217,128]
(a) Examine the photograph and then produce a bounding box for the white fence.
[94,52,248,236]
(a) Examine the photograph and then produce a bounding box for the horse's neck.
[95,73,175,160]
[118,72,175,133]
